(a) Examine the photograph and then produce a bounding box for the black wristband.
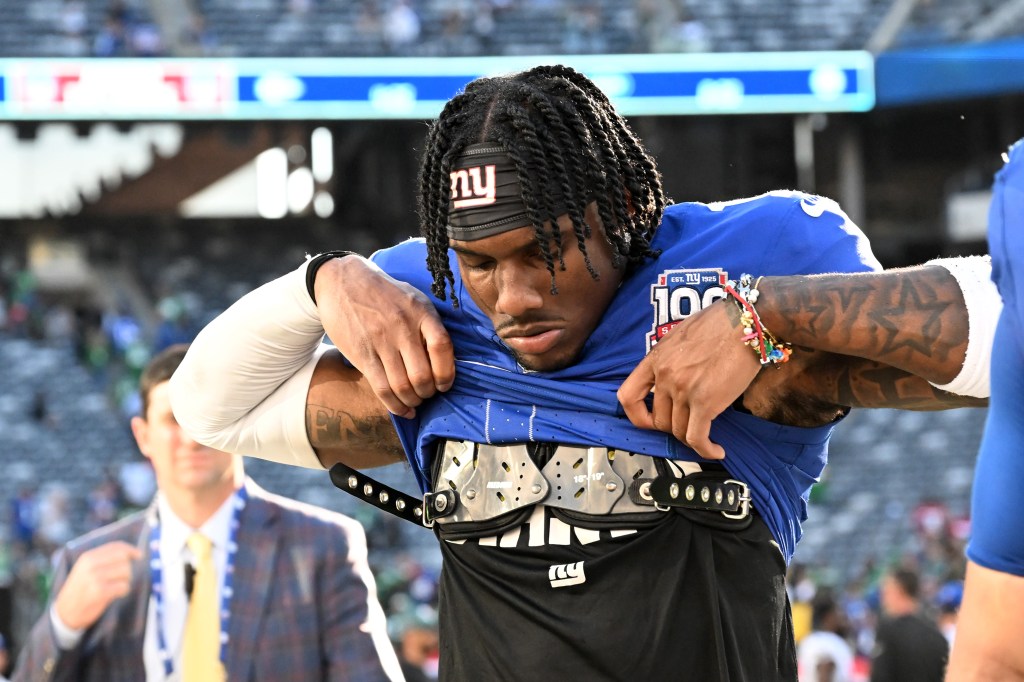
[305,251,358,305]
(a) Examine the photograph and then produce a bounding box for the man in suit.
[13,344,403,682]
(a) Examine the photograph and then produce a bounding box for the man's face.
[451,202,624,372]
[131,381,236,496]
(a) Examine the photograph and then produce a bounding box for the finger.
[618,358,656,430]
[422,317,455,392]
[685,413,726,460]
[400,338,440,401]
[105,573,136,597]
[377,343,426,410]
[360,352,416,419]
[670,401,691,446]
[650,386,674,436]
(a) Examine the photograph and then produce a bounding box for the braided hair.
[417,64,668,303]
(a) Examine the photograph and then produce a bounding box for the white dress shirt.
[51,490,239,682]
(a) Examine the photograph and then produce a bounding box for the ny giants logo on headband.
[450,165,497,208]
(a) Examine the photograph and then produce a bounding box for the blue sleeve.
[965,316,1024,574]
[758,193,882,276]
[966,138,1024,574]
[368,237,438,298]
[989,138,1024,334]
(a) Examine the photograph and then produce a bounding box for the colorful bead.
[724,274,793,367]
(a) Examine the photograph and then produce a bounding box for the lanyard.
[148,486,248,679]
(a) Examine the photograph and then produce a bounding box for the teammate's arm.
[946,561,1024,681]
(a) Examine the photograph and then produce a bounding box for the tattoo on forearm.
[305,404,404,460]
[765,268,969,384]
[748,351,985,427]
[833,362,984,410]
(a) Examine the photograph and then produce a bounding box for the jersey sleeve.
[368,238,437,298]
[757,192,882,277]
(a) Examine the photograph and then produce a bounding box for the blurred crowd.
[28,0,712,59]
[788,499,967,681]
[0,252,442,680]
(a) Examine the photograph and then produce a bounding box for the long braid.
[544,65,666,257]
[417,65,666,303]
[504,98,565,290]
[528,85,600,278]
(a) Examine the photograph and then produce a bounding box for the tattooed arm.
[619,263,992,459]
[305,350,406,468]
[754,265,969,386]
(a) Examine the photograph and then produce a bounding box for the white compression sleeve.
[168,260,329,469]
[926,255,1001,399]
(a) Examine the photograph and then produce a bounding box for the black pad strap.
[643,473,750,516]
[329,462,427,526]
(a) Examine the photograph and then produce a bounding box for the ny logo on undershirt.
[549,561,586,588]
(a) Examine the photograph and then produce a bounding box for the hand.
[53,541,142,631]
[618,300,760,460]
[315,256,455,418]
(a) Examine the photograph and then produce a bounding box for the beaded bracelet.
[723,274,792,366]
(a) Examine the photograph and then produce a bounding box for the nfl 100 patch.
[646,268,727,352]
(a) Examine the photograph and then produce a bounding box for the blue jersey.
[373,191,881,561]
[967,139,1024,575]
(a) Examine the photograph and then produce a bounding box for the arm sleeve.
[169,260,330,469]
[925,255,1000,398]
[49,607,85,650]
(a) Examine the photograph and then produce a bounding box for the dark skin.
[619,263,984,459]
[305,220,982,468]
[758,268,970,386]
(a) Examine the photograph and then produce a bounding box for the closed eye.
[461,257,495,273]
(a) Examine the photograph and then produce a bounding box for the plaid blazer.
[13,479,403,682]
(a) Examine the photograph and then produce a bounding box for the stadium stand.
[0,221,442,664]
[798,407,984,584]
[0,0,161,57]
[0,0,1020,59]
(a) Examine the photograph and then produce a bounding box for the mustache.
[494,315,561,334]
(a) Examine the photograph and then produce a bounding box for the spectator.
[180,10,219,56]
[12,344,402,681]
[564,3,608,54]
[935,580,962,647]
[798,591,854,682]
[395,621,438,682]
[55,0,89,56]
[92,15,128,57]
[382,0,421,53]
[0,632,10,682]
[870,567,948,682]
[127,21,163,57]
[10,488,37,549]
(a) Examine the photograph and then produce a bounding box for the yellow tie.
[182,533,223,681]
